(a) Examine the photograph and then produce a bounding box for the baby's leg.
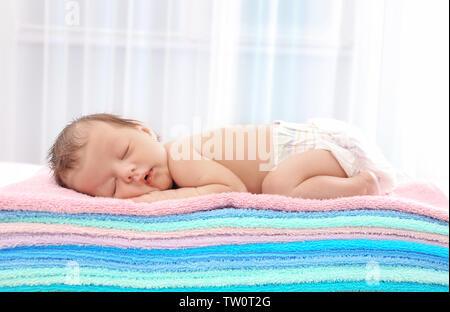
[261,149,380,199]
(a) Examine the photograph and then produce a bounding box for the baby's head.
[47,113,173,198]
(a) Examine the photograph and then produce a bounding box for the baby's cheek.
[119,184,149,199]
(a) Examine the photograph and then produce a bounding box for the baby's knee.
[261,172,292,196]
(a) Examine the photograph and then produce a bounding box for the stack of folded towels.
[0,168,448,291]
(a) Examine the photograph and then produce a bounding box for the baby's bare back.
[165,124,275,194]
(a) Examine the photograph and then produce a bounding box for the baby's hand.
[130,191,167,203]
[130,184,235,203]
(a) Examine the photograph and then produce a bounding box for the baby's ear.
[138,126,151,135]
[58,170,70,187]
[137,125,158,141]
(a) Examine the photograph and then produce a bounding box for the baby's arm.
[131,184,235,203]
[131,137,247,203]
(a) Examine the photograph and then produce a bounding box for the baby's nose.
[128,172,144,183]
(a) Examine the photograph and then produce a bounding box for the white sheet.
[0,162,44,188]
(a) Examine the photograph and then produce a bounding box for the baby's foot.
[358,171,381,196]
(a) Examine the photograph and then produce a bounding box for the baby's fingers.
[129,192,160,203]
[129,194,151,203]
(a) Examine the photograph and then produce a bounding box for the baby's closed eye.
[121,144,130,159]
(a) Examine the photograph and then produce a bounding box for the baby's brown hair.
[47,113,160,188]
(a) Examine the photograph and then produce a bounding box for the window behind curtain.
[2,0,448,195]
[12,0,352,162]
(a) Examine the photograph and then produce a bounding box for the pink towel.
[0,167,448,221]
[1,223,447,250]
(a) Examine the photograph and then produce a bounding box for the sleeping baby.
[47,113,397,203]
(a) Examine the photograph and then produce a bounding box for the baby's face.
[63,121,173,198]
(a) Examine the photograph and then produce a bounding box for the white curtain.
[0,0,448,195]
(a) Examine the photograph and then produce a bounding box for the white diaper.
[272,118,397,194]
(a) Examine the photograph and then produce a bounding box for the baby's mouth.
[144,168,153,185]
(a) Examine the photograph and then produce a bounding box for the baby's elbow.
[229,181,247,193]
[204,176,247,193]
[207,183,247,194]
